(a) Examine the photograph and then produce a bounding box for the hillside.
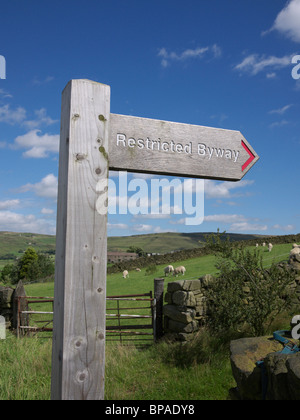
[107,231,262,254]
[0,230,291,261]
[0,232,56,258]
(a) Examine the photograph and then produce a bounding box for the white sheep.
[122,270,129,279]
[290,247,300,257]
[173,266,186,277]
[263,243,266,247]
[164,265,174,276]
[268,243,273,252]
[135,268,141,272]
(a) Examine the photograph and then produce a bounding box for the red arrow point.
[241,140,255,172]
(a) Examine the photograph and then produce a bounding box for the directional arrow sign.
[108,114,259,181]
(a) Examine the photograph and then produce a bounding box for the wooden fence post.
[51,80,110,400]
[12,280,28,335]
[154,278,164,341]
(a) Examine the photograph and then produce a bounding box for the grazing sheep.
[263,243,266,247]
[173,266,186,277]
[135,268,141,272]
[256,244,259,248]
[122,270,129,279]
[292,244,300,249]
[164,265,174,276]
[290,247,300,257]
[268,243,273,252]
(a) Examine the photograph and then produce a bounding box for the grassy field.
[0,230,260,269]
[0,242,294,400]
[0,331,235,400]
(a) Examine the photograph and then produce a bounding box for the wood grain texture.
[109,114,259,181]
[51,80,110,400]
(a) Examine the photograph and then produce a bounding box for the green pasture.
[0,242,294,400]
[24,242,293,307]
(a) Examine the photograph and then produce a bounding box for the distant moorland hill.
[106,231,263,254]
[0,230,263,258]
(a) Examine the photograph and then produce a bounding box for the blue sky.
[0,0,299,238]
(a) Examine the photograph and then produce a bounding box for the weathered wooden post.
[51,80,110,400]
[154,278,165,341]
[51,78,259,400]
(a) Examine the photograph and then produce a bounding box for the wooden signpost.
[109,114,258,181]
[51,79,259,400]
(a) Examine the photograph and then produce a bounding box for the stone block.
[164,292,173,304]
[181,280,201,291]
[167,281,184,293]
[163,304,195,324]
[230,336,294,400]
[172,290,196,307]
[168,319,199,334]
[0,287,14,305]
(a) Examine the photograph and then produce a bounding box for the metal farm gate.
[106,292,156,344]
[15,279,165,343]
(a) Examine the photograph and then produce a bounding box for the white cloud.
[41,208,54,215]
[204,179,254,199]
[230,222,268,232]
[0,199,20,210]
[268,0,300,43]
[32,76,54,86]
[23,108,58,129]
[19,174,58,199]
[133,224,153,232]
[0,210,56,235]
[153,226,177,233]
[204,214,247,223]
[234,53,292,76]
[13,130,59,158]
[158,44,221,67]
[203,213,268,232]
[0,101,58,133]
[269,104,293,115]
[107,222,128,230]
[269,120,289,128]
[272,223,295,232]
[0,104,26,125]
[0,88,13,98]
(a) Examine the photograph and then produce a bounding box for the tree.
[126,246,147,257]
[35,252,55,278]
[0,263,14,285]
[18,247,39,281]
[0,247,55,285]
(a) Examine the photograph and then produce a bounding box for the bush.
[145,265,157,276]
[204,232,295,337]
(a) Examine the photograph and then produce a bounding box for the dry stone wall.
[163,247,300,342]
[0,281,28,330]
[288,248,300,307]
[230,336,300,400]
[163,275,213,341]
[0,286,14,328]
